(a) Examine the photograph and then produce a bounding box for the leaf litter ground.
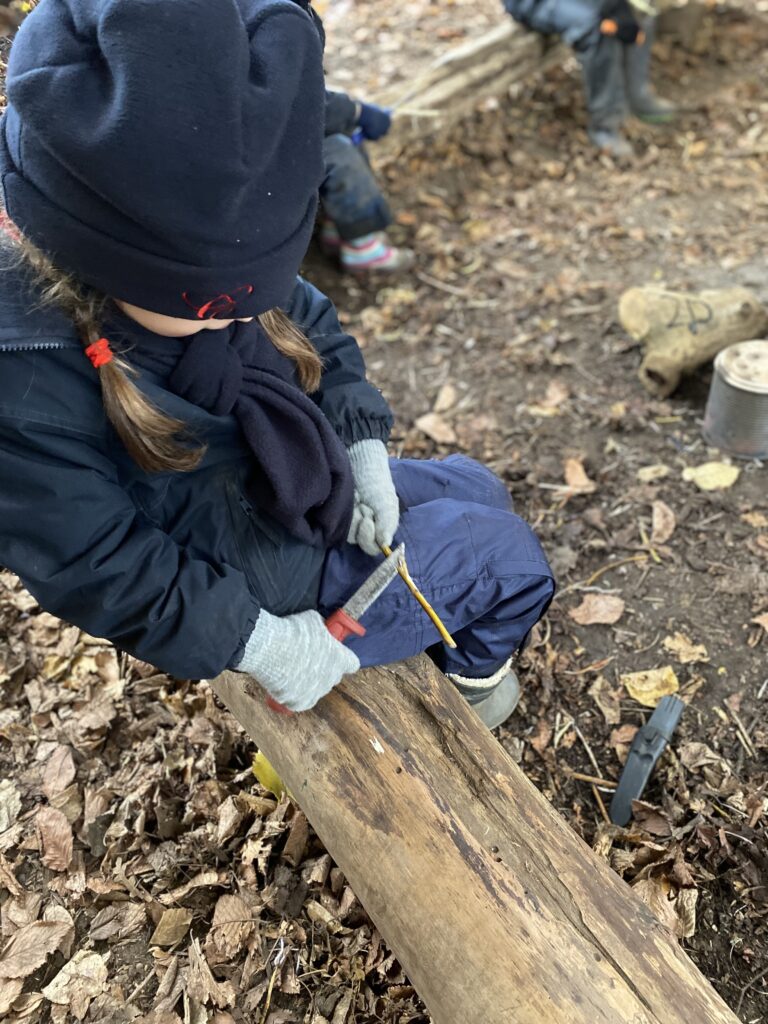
[1,1,768,1022]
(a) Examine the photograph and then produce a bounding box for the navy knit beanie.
[0,0,325,319]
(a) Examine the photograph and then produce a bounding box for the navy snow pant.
[320,133,392,241]
[318,456,555,678]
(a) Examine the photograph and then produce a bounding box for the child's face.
[115,300,254,338]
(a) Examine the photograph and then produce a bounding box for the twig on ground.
[126,970,157,1006]
[591,784,611,825]
[569,772,618,790]
[736,964,768,1015]
[723,701,757,758]
[415,271,472,297]
[572,720,603,778]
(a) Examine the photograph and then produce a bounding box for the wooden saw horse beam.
[213,656,740,1024]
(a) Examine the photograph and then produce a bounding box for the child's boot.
[341,231,415,275]
[448,659,521,730]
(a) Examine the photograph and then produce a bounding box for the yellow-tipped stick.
[381,544,457,649]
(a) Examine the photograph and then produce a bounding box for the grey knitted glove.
[236,609,360,712]
[347,439,400,557]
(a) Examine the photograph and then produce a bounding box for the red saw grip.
[266,611,366,715]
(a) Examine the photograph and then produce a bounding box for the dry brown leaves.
[569,593,625,625]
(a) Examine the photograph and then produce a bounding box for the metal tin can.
[703,340,768,459]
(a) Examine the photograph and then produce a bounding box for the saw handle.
[265,611,366,716]
[325,608,367,643]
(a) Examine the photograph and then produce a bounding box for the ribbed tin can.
[703,340,768,459]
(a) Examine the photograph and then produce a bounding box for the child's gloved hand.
[357,103,392,141]
[346,439,400,557]
[237,609,360,712]
[600,0,644,44]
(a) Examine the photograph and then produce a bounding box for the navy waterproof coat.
[0,270,392,679]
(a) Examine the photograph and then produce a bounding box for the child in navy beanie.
[0,0,554,725]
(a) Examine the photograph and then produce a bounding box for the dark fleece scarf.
[118,315,354,549]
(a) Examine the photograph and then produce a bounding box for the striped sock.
[341,231,396,269]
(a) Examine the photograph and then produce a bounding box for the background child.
[0,0,553,727]
[502,0,675,157]
[320,90,415,274]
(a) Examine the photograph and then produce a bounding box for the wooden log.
[619,285,768,397]
[212,657,740,1024]
[377,22,565,143]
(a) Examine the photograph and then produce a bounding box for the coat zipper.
[0,341,69,353]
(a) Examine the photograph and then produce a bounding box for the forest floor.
[0,1,767,1023]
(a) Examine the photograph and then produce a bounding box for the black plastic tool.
[609,695,685,827]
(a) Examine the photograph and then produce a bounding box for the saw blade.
[343,543,405,621]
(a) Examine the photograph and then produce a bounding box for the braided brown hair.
[12,235,323,473]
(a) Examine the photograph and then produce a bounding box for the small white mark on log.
[370,738,385,754]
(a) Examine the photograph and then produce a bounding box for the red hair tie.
[85,337,113,369]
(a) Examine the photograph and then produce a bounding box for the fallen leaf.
[0,920,73,979]
[527,379,570,417]
[42,950,108,1020]
[42,905,75,959]
[89,903,146,942]
[42,746,76,801]
[662,632,709,664]
[216,797,245,846]
[282,810,310,868]
[650,500,676,545]
[149,909,192,948]
[252,752,285,800]
[632,876,695,938]
[679,742,724,771]
[208,895,256,960]
[682,462,740,491]
[36,806,73,872]
[158,870,223,906]
[529,719,553,754]
[588,676,622,725]
[742,511,768,528]
[569,593,625,625]
[0,781,21,834]
[414,412,457,445]
[2,892,42,936]
[187,938,237,1009]
[0,977,23,1015]
[637,464,670,483]
[621,666,680,707]
[433,383,457,413]
[563,456,596,494]
[752,612,768,632]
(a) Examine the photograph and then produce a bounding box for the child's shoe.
[448,659,521,730]
[588,127,635,159]
[341,231,415,275]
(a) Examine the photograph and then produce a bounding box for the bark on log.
[212,656,740,1024]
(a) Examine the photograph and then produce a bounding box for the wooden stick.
[591,784,611,825]
[569,772,618,789]
[381,544,457,649]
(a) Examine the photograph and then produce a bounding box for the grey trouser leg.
[624,15,656,111]
[576,30,627,133]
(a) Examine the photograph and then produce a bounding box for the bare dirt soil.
[0,2,766,1023]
